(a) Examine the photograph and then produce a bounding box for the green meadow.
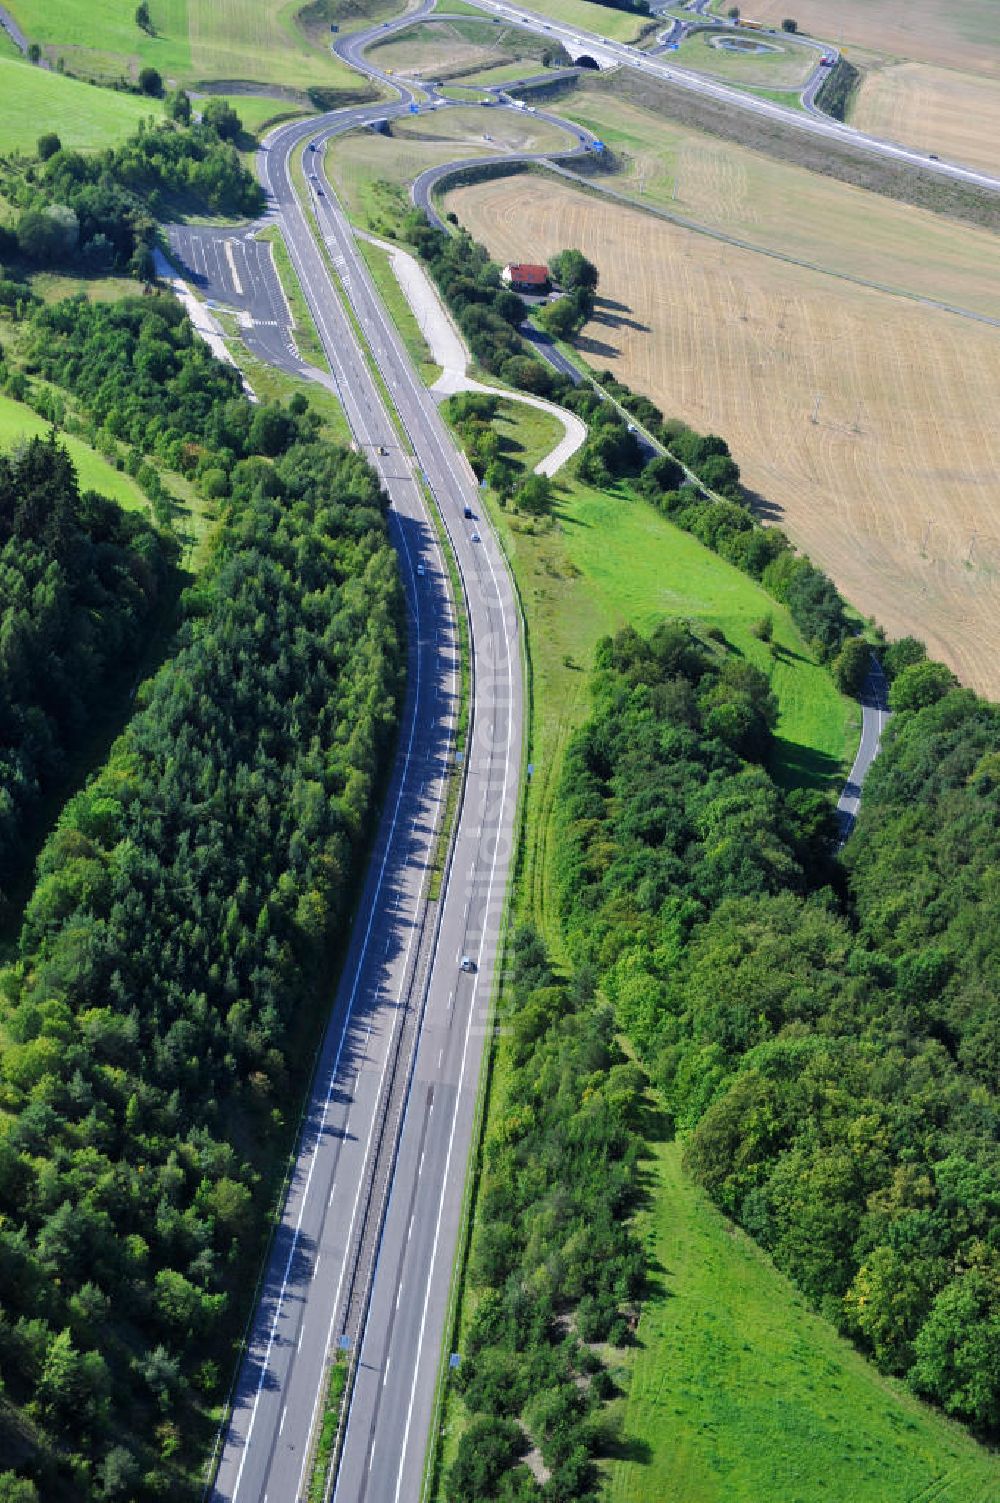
[0,55,163,153]
[0,390,149,511]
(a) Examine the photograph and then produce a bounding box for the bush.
[137,65,162,96]
[201,98,242,143]
[832,636,871,696]
[37,133,61,162]
[888,659,957,712]
[882,634,926,680]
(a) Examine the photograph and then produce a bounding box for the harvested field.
[560,92,1000,318]
[446,172,1000,695]
[741,0,1000,79]
[852,62,1000,176]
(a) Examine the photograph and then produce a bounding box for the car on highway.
[460,955,477,972]
[464,505,475,518]
[471,531,482,542]
[416,562,426,577]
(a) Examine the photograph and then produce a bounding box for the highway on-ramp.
[206,84,523,1503]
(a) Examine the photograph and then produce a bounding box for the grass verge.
[424,483,471,902]
[289,141,414,453]
[355,236,442,384]
[306,1355,348,1503]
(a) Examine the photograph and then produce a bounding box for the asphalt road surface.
[204,86,523,1503]
[165,223,318,378]
[836,657,890,842]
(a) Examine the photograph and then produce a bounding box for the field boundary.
[437,152,1000,329]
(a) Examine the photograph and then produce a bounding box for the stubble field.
[445,172,1000,694]
[741,0,1000,78]
[851,62,1000,175]
[559,90,1000,316]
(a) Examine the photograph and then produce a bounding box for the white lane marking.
[279,1406,287,1436]
[297,1325,304,1354]
[313,1254,322,1281]
[383,1357,392,1387]
[224,239,244,297]
[328,1182,336,1209]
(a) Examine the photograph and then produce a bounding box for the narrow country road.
[837,657,891,842]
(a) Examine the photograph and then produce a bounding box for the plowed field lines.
[446,174,1000,694]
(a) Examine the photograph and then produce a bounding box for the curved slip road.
[205,78,524,1503]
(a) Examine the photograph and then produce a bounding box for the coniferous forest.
[0,435,168,905]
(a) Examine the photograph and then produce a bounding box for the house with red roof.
[501,263,549,292]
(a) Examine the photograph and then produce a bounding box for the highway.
[203,71,523,1503]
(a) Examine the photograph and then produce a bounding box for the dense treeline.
[556,621,1000,1438]
[0,115,261,275]
[0,434,168,907]
[17,293,324,505]
[448,929,646,1502]
[0,427,404,1492]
